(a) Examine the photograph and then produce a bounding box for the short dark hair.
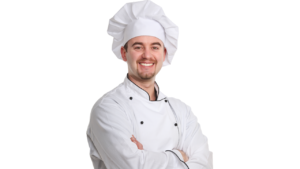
[123,42,129,52]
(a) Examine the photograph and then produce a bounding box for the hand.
[178,150,189,162]
[130,135,143,150]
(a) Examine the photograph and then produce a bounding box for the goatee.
[138,72,155,79]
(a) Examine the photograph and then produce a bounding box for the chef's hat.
[107,0,179,66]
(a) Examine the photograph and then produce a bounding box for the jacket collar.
[124,74,166,101]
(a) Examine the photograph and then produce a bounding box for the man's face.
[121,36,166,80]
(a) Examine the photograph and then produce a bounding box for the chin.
[138,72,156,79]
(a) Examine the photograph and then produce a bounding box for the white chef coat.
[87,75,212,169]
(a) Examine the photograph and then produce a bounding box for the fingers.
[130,135,137,143]
[136,141,143,150]
[130,135,137,144]
[130,135,144,150]
[177,150,189,162]
[131,135,136,141]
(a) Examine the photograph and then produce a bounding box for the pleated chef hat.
[107,0,179,66]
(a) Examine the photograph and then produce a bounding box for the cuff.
[171,149,184,161]
[165,150,188,169]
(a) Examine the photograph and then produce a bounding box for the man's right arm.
[87,97,188,169]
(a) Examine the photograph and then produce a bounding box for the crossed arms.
[130,135,189,162]
[87,97,212,169]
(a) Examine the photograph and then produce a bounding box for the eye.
[134,46,142,50]
[152,46,159,50]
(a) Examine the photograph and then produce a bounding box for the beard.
[137,70,156,79]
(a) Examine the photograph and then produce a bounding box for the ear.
[163,48,167,61]
[121,46,127,61]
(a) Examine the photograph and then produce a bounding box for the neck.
[127,73,157,101]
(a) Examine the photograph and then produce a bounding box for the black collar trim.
[126,74,166,102]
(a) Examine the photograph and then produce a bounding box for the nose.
[142,47,151,59]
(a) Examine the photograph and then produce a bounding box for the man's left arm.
[181,105,213,169]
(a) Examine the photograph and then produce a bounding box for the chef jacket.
[87,75,213,169]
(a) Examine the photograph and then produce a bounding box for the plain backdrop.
[0,0,299,168]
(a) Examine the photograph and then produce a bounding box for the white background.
[0,0,299,168]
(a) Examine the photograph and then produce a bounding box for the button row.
[129,96,168,103]
[139,121,177,126]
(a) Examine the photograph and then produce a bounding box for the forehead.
[128,36,163,45]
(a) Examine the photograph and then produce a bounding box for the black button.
[129,97,132,100]
[174,123,177,126]
[165,100,168,103]
[140,121,144,125]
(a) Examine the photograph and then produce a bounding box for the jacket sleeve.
[182,104,213,169]
[87,97,188,169]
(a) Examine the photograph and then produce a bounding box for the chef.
[86,0,212,168]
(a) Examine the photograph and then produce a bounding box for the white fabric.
[107,0,179,66]
[86,75,213,169]
[124,18,166,46]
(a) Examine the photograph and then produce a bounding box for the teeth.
[140,63,153,66]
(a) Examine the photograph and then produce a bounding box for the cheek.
[126,53,140,68]
[156,52,165,63]
[128,52,139,61]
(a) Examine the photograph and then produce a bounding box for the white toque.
[107,0,179,66]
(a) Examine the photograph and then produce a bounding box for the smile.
[139,63,154,67]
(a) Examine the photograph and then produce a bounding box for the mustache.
[137,59,157,63]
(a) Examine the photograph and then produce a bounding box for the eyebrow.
[131,42,162,47]
[151,42,162,46]
[132,42,143,47]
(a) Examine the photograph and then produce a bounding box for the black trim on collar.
[126,74,166,102]
[154,87,158,101]
[165,150,189,169]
